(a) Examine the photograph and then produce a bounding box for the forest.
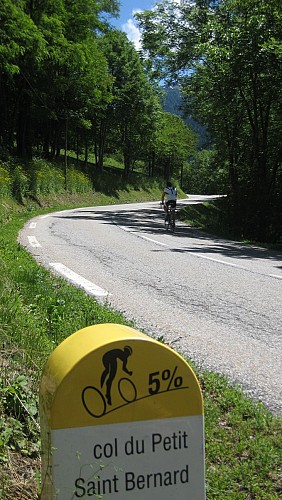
[0,0,281,242]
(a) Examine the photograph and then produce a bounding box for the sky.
[112,1,182,50]
[112,1,156,50]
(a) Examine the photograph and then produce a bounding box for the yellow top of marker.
[40,323,203,429]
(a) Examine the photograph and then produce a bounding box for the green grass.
[178,199,232,236]
[179,199,282,251]
[199,371,281,498]
[0,165,281,499]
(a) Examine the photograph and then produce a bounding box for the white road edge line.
[49,263,109,298]
[193,253,246,269]
[118,223,245,262]
[138,235,168,247]
[40,210,74,219]
[119,225,245,258]
[111,219,282,276]
[119,225,132,232]
[117,224,168,247]
[27,236,41,248]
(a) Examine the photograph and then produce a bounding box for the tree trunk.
[94,118,107,172]
[64,118,68,190]
[123,151,131,179]
[16,91,33,159]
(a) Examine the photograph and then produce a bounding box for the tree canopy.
[0,0,195,183]
[1,0,280,241]
[136,0,282,241]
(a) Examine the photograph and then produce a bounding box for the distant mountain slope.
[162,86,207,147]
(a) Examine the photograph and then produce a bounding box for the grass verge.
[0,187,281,499]
[179,198,282,251]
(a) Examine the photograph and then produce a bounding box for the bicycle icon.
[82,345,136,418]
[82,377,137,418]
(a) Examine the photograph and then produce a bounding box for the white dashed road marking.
[27,236,41,247]
[49,263,109,298]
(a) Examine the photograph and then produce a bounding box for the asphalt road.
[19,196,282,414]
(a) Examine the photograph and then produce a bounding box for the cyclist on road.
[100,346,133,405]
[161,181,177,215]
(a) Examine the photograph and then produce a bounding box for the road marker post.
[40,323,205,499]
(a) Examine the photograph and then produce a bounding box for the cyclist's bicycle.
[164,204,176,232]
[82,377,137,418]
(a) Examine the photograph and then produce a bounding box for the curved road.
[19,196,282,414]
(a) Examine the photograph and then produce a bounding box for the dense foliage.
[1,0,281,242]
[137,0,282,242]
[0,0,195,183]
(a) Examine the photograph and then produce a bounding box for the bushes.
[0,164,12,197]
[67,168,92,193]
[12,166,29,202]
[0,161,29,201]
[183,149,228,195]
[31,159,65,195]
[0,158,93,201]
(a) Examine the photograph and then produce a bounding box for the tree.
[0,0,118,162]
[191,0,282,239]
[154,111,196,182]
[184,149,228,194]
[0,0,47,156]
[137,0,282,241]
[102,30,161,178]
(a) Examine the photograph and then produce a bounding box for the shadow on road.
[53,204,282,265]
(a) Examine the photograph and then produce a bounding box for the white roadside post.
[40,323,205,499]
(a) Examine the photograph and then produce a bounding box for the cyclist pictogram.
[81,340,190,419]
[100,345,133,405]
[82,345,137,418]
